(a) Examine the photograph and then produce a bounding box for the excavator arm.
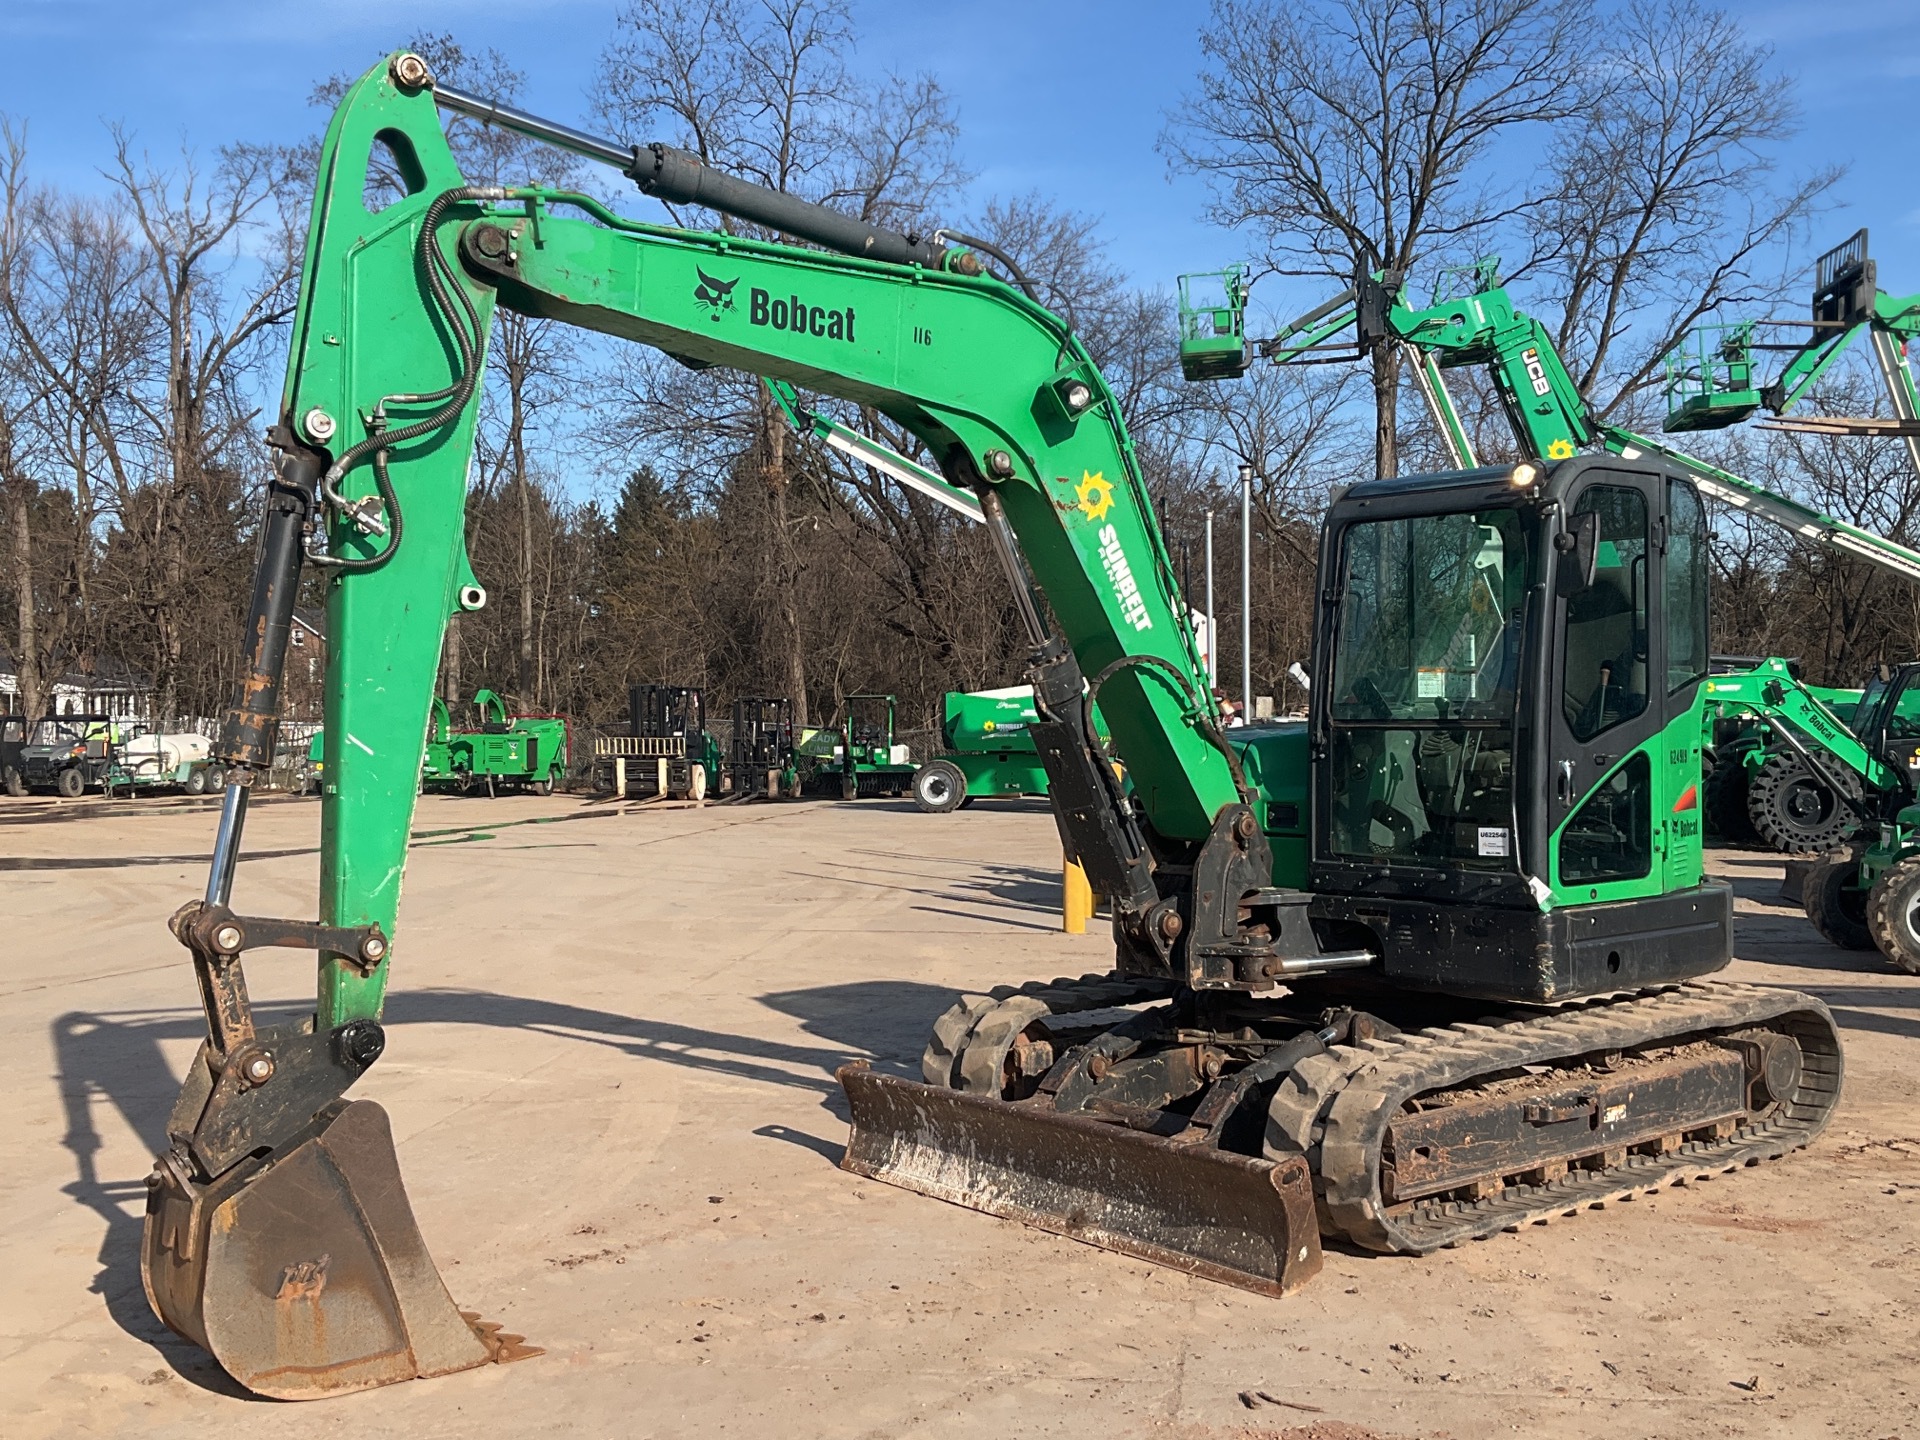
[144,54,1344,1397]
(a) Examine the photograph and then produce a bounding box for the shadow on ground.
[48,977,958,1387]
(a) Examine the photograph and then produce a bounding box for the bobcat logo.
[693,268,739,319]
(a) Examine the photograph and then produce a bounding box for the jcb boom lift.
[1185,253,1920,960]
[146,54,1841,1400]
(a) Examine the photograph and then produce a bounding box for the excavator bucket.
[142,1099,536,1399]
[837,1063,1322,1296]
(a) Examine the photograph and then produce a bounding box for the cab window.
[1562,486,1649,742]
[1666,481,1708,694]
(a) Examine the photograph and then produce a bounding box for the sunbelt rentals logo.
[1072,472,1152,633]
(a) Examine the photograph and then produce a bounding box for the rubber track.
[1295,980,1843,1253]
[921,971,1178,1089]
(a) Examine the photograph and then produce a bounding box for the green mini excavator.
[143,54,1841,1401]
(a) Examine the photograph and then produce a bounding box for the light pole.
[1203,510,1216,685]
[1239,463,1253,719]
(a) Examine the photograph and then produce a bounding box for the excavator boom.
[144,53,1322,1394]
[146,56,1843,1400]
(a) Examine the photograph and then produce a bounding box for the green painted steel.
[283,63,501,1032]
[934,685,1102,801]
[470,193,1226,825]
[1701,660,1893,791]
[1176,266,1252,381]
[949,752,1052,798]
[421,689,568,788]
[284,60,1227,1034]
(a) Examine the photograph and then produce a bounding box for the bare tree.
[1166,0,1589,477]
[1535,0,1837,415]
[98,130,297,720]
[595,0,964,723]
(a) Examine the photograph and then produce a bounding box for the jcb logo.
[1521,347,1552,398]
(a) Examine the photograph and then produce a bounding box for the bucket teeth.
[462,1312,545,1364]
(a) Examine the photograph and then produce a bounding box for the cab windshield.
[1326,508,1530,870]
[29,719,86,747]
[1332,509,1527,722]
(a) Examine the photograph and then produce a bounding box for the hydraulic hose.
[307,184,505,571]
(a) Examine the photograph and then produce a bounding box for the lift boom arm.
[1247,267,1920,589]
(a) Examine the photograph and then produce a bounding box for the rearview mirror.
[1554,510,1600,595]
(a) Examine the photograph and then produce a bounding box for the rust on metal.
[142,1099,530,1399]
[838,1061,1322,1298]
[1381,1046,1749,1205]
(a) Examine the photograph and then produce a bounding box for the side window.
[1666,481,1708,694]
[1561,486,1649,742]
[1559,753,1652,885]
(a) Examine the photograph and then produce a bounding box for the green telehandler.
[144,55,1840,1401]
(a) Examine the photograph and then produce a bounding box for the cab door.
[1545,467,1702,905]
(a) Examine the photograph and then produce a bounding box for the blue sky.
[4,0,1919,334]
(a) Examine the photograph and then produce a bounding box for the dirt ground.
[1,793,1915,1439]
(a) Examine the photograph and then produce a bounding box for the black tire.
[1748,750,1862,853]
[533,770,556,797]
[3,768,24,798]
[184,766,208,796]
[1704,752,1761,846]
[1867,854,1920,974]
[912,760,967,814]
[56,766,85,798]
[203,764,224,791]
[1803,849,1874,951]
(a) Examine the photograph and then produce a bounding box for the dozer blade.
[838,1063,1321,1296]
[143,1099,537,1399]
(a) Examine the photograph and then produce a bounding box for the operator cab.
[1307,454,1728,1002]
[1854,662,1920,803]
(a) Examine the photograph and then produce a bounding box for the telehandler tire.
[912,760,966,814]
[1803,849,1873,951]
[1867,855,1920,974]
[1748,750,1861,853]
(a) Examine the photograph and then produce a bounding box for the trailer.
[108,727,224,796]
